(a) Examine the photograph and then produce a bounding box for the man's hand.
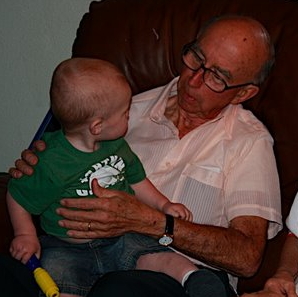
[241,290,281,297]
[263,270,297,297]
[241,271,297,297]
[56,179,165,239]
[8,140,46,178]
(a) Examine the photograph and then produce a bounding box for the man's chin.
[178,97,198,112]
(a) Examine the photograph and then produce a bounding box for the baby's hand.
[162,202,193,221]
[10,234,40,264]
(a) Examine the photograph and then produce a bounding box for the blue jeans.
[40,233,170,296]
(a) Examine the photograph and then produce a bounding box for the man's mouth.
[183,91,196,104]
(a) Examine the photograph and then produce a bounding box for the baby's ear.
[90,119,102,135]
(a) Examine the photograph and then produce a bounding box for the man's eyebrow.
[199,47,232,80]
[215,66,232,80]
[193,45,205,59]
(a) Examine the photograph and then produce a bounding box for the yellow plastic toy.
[26,255,60,297]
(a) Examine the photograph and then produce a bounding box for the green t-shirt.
[8,130,146,237]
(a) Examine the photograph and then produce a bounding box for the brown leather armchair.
[1,0,298,294]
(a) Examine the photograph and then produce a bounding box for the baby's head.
[50,58,132,139]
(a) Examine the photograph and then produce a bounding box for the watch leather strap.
[158,214,174,246]
[165,214,174,235]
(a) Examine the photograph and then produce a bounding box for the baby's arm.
[161,201,193,221]
[6,191,40,264]
[131,178,192,221]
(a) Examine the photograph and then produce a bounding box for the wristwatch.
[158,214,174,246]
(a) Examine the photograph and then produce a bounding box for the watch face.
[159,235,173,246]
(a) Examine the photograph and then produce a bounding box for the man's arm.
[57,179,268,277]
[172,215,267,277]
[272,235,298,290]
[242,235,298,297]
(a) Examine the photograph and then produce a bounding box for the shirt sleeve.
[286,192,298,236]
[225,135,282,239]
[7,161,63,215]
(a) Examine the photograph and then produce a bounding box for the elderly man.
[9,15,282,297]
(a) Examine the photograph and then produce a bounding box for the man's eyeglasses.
[182,41,257,93]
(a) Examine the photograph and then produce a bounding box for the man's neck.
[164,95,214,138]
[176,113,210,138]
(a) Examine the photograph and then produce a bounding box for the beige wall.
[0,0,94,171]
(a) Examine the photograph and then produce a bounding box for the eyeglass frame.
[181,40,258,93]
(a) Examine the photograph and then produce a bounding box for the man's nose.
[188,68,204,87]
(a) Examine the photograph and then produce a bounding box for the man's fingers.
[8,166,23,178]
[58,218,93,230]
[18,158,35,174]
[21,149,38,166]
[91,179,102,197]
[9,144,44,178]
[58,198,100,210]
[91,178,121,198]
[33,140,46,152]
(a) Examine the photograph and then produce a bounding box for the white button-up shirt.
[125,77,282,288]
[286,192,298,236]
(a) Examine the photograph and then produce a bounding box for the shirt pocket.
[183,163,224,188]
[177,164,225,225]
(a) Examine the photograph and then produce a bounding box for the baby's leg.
[59,294,80,297]
[40,236,100,297]
[136,252,197,284]
[137,252,227,297]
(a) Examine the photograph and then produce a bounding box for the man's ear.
[90,119,102,135]
[231,85,259,105]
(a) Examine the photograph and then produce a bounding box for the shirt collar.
[150,77,179,122]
